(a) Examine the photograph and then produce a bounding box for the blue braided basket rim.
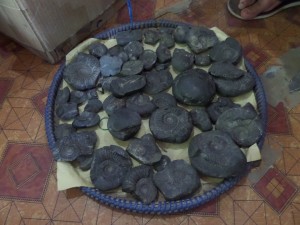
[45,19,268,214]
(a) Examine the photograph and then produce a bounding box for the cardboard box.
[0,0,125,63]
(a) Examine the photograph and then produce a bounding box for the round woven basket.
[45,20,268,214]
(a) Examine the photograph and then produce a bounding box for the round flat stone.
[209,37,242,64]
[172,68,216,106]
[149,106,193,143]
[124,41,144,59]
[143,70,173,95]
[153,160,201,200]
[88,42,108,58]
[190,107,212,131]
[189,130,247,178]
[100,55,123,77]
[171,48,194,72]
[121,60,144,75]
[126,93,157,118]
[107,108,142,141]
[127,134,162,165]
[103,94,126,116]
[56,102,78,121]
[156,44,172,63]
[139,50,157,70]
[214,72,255,97]
[186,27,219,54]
[143,29,160,45]
[116,30,143,46]
[72,111,100,129]
[110,75,146,97]
[209,62,244,79]
[63,54,101,91]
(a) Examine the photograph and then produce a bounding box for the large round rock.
[107,108,142,141]
[188,130,247,178]
[172,68,216,106]
[149,106,193,143]
[153,160,201,200]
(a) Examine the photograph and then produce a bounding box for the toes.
[240,0,281,19]
[238,0,256,9]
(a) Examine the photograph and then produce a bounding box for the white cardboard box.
[0,0,124,63]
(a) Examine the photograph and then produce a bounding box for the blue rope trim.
[45,19,268,214]
[126,0,134,24]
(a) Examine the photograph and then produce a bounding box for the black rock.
[139,50,157,70]
[153,155,171,171]
[63,53,101,91]
[190,107,212,131]
[107,108,142,141]
[88,42,108,58]
[159,32,175,48]
[110,75,146,97]
[151,92,177,109]
[188,130,247,178]
[56,87,70,105]
[122,165,153,193]
[207,97,240,123]
[98,76,119,92]
[116,30,143,46]
[143,70,173,95]
[186,27,219,54]
[215,105,263,147]
[172,68,216,106]
[99,55,123,77]
[57,131,97,161]
[153,160,201,200]
[70,90,88,104]
[171,48,194,72]
[84,99,103,113]
[72,111,100,129]
[126,134,162,165]
[209,37,242,64]
[54,123,76,140]
[121,60,144,76]
[174,25,190,43]
[56,102,78,120]
[156,44,172,63]
[214,72,255,97]
[155,62,171,71]
[124,41,144,59]
[90,145,132,191]
[143,29,160,45]
[149,106,193,143]
[108,45,124,57]
[135,177,158,204]
[209,62,244,79]
[103,94,126,116]
[126,93,157,118]
[76,154,94,171]
[122,165,157,204]
[194,52,211,66]
[86,89,99,100]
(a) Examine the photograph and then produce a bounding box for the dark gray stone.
[209,62,244,79]
[143,70,173,95]
[153,160,200,200]
[56,102,78,120]
[151,92,177,109]
[72,111,100,129]
[103,94,126,116]
[172,68,216,106]
[189,130,247,178]
[90,145,132,191]
[156,44,172,63]
[99,55,123,77]
[110,75,146,97]
[121,60,144,75]
[139,50,157,70]
[171,48,194,72]
[88,42,108,58]
[149,106,193,143]
[126,93,157,118]
[126,134,162,165]
[116,30,143,46]
[107,108,142,141]
[190,107,212,131]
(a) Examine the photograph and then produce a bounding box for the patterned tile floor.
[0,0,300,224]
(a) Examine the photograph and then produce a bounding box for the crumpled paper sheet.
[57,27,261,191]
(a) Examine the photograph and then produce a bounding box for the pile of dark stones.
[53,25,264,204]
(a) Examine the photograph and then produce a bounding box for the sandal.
[227,0,300,20]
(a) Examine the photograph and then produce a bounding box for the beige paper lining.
[57,27,261,191]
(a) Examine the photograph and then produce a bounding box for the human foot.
[227,0,300,20]
[239,0,281,19]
